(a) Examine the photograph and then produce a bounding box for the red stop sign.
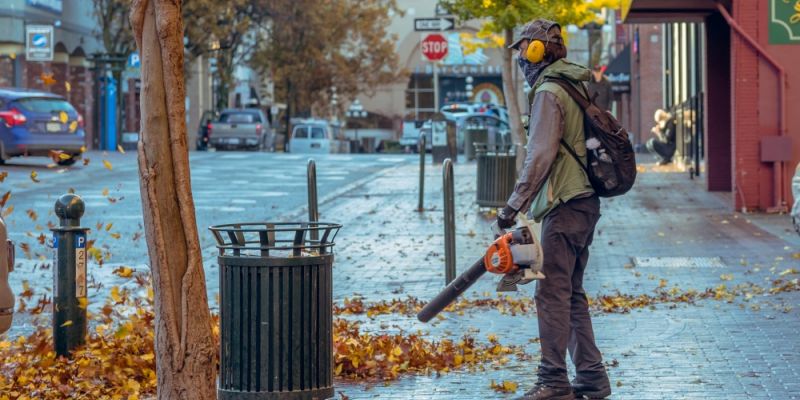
[421,34,448,62]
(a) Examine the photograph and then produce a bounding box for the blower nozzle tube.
[417,258,488,322]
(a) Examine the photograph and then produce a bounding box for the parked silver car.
[208,109,272,151]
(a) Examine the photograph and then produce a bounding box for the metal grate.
[632,256,726,268]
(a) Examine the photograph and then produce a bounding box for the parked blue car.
[0,88,85,166]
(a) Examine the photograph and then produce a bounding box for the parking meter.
[51,194,89,356]
[0,216,14,334]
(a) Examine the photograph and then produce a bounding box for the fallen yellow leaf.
[113,266,133,278]
[0,191,10,208]
[110,286,122,303]
[60,320,73,327]
[103,160,113,170]
[117,145,125,154]
[30,171,40,183]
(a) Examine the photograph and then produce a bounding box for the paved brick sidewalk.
[326,157,800,399]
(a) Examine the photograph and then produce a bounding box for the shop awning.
[621,0,729,23]
[605,45,631,93]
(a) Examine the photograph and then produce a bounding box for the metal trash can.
[475,143,517,208]
[210,222,342,400]
[464,128,488,161]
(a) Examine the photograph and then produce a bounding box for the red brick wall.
[68,64,94,143]
[731,0,772,211]
[757,0,800,209]
[630,24,664,146]
[729,0,800,211]
[125,79,140,133]
[0,58,14,87]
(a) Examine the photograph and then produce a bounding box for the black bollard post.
[308,159,319,241]
[418,133,426,212]
[443,158,456,285]
[51,194,89,357]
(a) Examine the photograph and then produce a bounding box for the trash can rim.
[209,221,342,256]
[209,221,342,232]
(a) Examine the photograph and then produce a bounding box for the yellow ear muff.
[526,40,545,63]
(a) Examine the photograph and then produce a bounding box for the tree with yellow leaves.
[440,0,619,170]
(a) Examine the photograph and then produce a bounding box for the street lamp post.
[330,86,338,121]
[346,99,368,142]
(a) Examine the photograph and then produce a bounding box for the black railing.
[670,92,704,178]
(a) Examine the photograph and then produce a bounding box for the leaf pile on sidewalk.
[0,286,156,399]
[0,283,527,398]
[333,319,522,380]
[335,276,800,318]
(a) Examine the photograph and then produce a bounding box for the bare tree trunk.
[502,28,526,174]
[130,1,217,399]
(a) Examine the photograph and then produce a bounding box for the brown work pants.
[535,195,609,389]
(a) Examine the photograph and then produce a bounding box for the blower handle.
[417,258,488,322]
[490,221,507,238]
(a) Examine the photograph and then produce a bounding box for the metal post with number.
[51,194,89,357]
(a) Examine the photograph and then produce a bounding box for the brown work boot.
[515,383,575,400]
[572,382,611,399]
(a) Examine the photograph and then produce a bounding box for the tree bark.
[130,1,217,399]
[501,28,526,174]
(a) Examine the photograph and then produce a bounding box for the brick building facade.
[624,0,800,212]
[0,0,102,148]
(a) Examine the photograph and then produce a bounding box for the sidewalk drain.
[632,256,726,268]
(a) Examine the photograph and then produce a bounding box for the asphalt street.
[1,150,415,336]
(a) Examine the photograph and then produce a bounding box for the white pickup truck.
[208,109,273,151]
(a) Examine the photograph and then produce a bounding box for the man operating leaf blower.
[417,17,635,400]
[496,20,612,400]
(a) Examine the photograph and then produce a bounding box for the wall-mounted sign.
[26,0,63,15]
[414,64,503,76]
[769,0,800,44]
[26,25,54,62]
[127,52,140,68]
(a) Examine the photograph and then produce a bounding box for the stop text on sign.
[421,34,448,62]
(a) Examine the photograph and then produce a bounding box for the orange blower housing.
[484,232,518,274]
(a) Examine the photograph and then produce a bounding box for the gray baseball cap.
[508,19,564,50]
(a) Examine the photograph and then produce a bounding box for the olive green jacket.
[507,59,594,222]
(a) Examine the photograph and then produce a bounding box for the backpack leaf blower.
[417,217,544,323]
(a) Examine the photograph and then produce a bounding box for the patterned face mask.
[518,57,548,88]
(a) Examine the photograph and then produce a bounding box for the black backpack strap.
[559,138,590,176]
[545,77,591,176]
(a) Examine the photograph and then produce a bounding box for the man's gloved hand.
[496,205,518,230]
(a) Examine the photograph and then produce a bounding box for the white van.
[287,122,334,153]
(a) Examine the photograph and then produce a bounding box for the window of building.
[405,74,436,120]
